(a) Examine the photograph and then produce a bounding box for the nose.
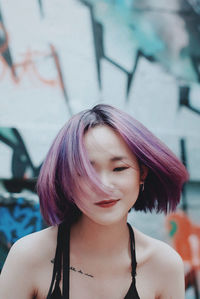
[99,172,114,189]
[99,172,122,199]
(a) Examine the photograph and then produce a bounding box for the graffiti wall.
[0,0,200,298]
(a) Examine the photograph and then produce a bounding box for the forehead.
[83,125,137,162]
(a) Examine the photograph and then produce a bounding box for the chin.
[86,212,128,227]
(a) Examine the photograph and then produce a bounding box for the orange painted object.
[166,212,200,269]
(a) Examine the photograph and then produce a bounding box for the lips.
[95,199,120,208]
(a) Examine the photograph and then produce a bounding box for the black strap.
[46,224,63,298]
[47,222,137,299]
[127,222,137,279]
[62,223,70,299]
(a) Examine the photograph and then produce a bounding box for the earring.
[140,182,144,192]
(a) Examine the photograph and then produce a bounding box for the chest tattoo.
[69,266,94,278]
[51,258,94,278]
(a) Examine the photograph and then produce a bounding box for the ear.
[140,164,148,182]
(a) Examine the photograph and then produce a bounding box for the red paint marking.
[0,44,61,88]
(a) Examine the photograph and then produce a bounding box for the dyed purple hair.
[37,104,189,226]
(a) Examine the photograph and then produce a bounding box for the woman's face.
[75,125,147,226]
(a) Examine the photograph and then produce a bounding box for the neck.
[70,215,130,258]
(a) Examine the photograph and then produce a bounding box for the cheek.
[119,172,140,194]
[119,170,140,185]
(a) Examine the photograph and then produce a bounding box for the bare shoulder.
[134,227,185,298]
[149,235,183,272]
[134,227,183,271]
[0,225,58,299]
[8,225,58,265]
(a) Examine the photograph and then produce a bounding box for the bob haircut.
[37,104,189,226]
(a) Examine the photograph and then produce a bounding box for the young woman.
[0,104,189,299]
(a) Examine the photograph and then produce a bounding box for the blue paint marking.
[0,198,44,245]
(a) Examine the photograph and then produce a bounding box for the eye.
[113,167,128,172]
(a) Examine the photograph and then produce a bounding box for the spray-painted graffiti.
[0,241,8,272]
[0,8,16,81]
[1,1,200,113]
[80,0,157,98]
[37,0,44,18]
[80,0,200,108]
[0,23,9,56]
[0,196,44,246]
[166,212,200,297]
[0,1,199,297]
[179,86,200,115]
[0,47,59,86]
[0,5,71,114]
[167,212,200,268]
[0,195,45,270]
[0,42,71,113]
[0,128,41,180]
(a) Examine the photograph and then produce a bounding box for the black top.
[46,222,140,299]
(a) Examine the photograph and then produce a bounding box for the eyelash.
[113,167,128,172]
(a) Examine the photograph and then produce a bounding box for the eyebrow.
[90,156,127,164]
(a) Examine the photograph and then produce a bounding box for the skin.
[0,125,185,299]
